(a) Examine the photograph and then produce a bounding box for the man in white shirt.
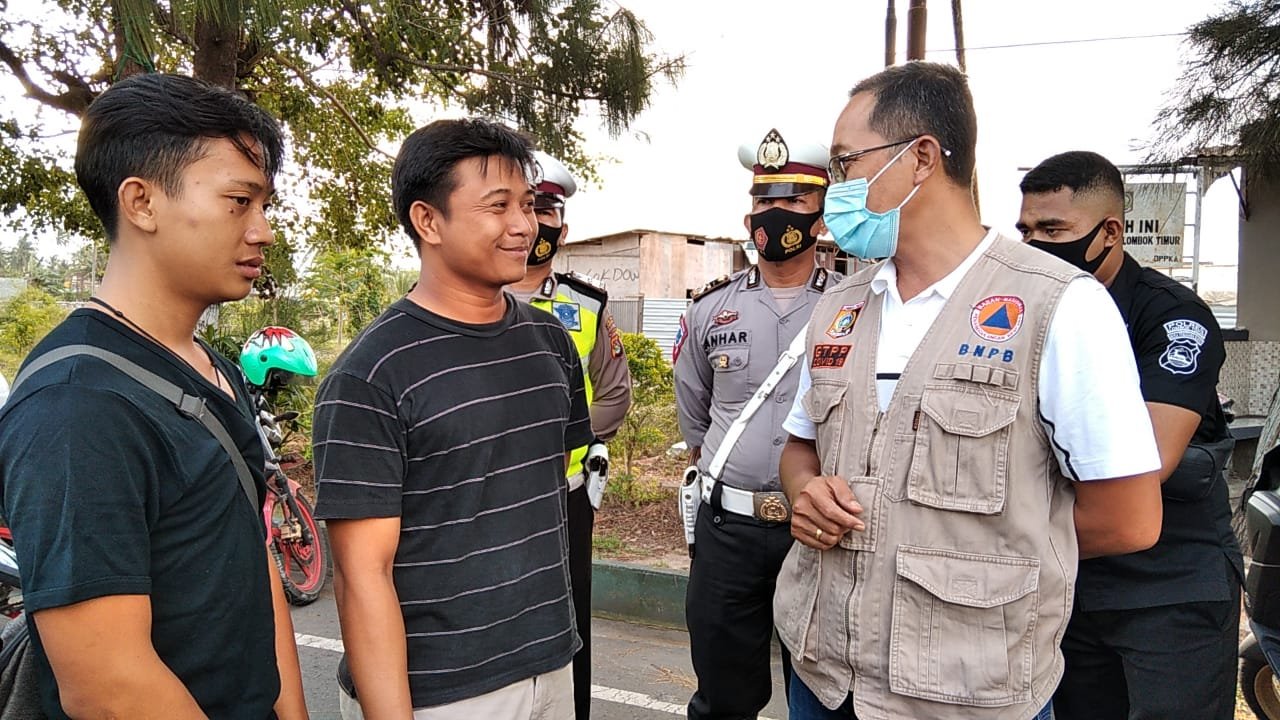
[772,61,1163,720]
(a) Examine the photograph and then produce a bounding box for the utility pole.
[951,0,967,72]
[906,0,927,61]
[885,0,897,67]
[950,0,979,212]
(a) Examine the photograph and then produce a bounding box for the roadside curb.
[592,559,689,630]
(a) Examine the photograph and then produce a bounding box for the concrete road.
[289,583,789,719]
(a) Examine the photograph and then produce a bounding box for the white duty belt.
[700,323,809,522]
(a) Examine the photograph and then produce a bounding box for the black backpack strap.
[12,345,259,513]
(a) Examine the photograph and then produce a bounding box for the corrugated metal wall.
[608,298,643,334]
[642,298,690,360]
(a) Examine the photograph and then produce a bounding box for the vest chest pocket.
[889,545,1039,707]
[803,379,848,477]
[907,384,1020,514]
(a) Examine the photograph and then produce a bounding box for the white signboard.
[1123,182,1185,268]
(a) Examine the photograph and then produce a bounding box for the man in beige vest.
[772,62,1164,720]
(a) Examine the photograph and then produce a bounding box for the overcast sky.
[0,0,1242,274]
[563,0,1240,269]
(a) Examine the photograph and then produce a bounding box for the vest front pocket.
[888,545,1039,707]
[803,379,848,476]
[907,384,1020,514]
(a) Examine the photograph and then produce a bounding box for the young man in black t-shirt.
[0,75,306,719]
[315,119,590,720]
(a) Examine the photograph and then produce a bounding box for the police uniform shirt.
[1109,252,1227,441]
[509,274,632,440]
[784,229,1161,483]
[1069,251,1244,611]
[675,265,832,493]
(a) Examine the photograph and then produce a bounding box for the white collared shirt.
[783,230,1159,482]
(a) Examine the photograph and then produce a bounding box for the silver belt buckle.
[752,491,791,523]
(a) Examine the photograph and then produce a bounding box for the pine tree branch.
[271,52,394,160]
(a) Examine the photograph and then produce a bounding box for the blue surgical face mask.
[823,140,921,260]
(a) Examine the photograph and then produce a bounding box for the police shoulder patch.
[1159,318,1208,375]
[692,275,732,301]
[557,271,608,302]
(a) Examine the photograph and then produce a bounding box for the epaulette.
[692,274,732,301]
[556,271,608,302]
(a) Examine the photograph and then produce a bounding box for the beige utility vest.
[775,236,1085,720]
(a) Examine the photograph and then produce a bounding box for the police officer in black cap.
[1018,151,1243,720]
[674,128,837,720]
[508,150,632,720]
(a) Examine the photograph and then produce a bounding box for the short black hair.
[74,73,285,242]
[1020,151,1125,205]
[850,62,977,186]
[392,118,536,245]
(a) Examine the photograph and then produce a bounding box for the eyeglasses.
[826,136,951,183]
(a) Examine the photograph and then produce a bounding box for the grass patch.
[592,532,626,555]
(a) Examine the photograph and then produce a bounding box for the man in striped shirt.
[314,118,592,720]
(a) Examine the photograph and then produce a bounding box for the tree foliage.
[0,287,67,374]
[0,0,683,283]
[1152,0,1280,176]
[612,331,677,481]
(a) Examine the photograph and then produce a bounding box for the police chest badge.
[552,301,582,331]
[1160,319,1208,375]
[713,310,739,326]
[826,303,863,339]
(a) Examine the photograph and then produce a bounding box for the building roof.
[567,228,746,246]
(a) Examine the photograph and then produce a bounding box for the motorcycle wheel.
[1242,654,1280,718]
[271,494,330,606]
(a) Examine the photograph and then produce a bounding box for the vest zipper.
[846,410,883,678]
[865,411,883,476]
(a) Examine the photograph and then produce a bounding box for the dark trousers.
[1053,576,1240,720]
[567,485,594,720]
[686,499,795,720]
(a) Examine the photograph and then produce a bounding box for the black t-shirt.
[1075,253,1244,611]
[0,310,279,719]
[313,296,592,708]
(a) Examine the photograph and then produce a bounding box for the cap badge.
[757,128,789,171]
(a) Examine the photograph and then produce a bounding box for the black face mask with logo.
[527,223,564,266]
[749,207,822,262]
[1027,219,1113,274]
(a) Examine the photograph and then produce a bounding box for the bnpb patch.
[826,303,863,339]
[970,295,1024,342]
[672,315,687,364]
[812,344,851,369]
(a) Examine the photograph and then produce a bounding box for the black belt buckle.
[753,491,791,522]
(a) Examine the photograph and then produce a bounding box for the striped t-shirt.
[313,295,592,708]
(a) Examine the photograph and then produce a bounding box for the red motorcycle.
[241,327,329,606]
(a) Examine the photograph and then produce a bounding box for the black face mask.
[527,223,564,266]
[749,207,822,262]
[1028,219,1113,274]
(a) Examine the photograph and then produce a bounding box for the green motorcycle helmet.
[239,326,318,388]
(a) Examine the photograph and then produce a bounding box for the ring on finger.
[814,528,824,541]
